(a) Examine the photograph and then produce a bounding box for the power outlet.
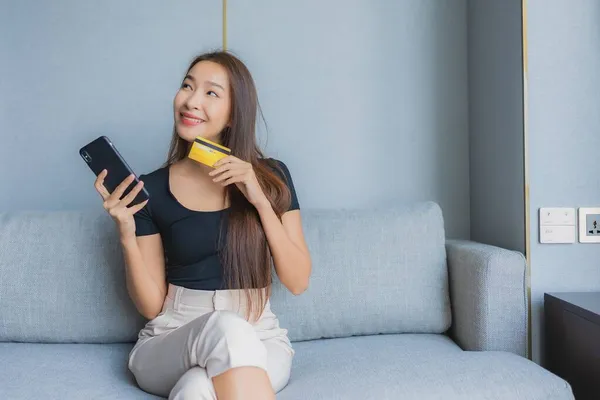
[578,208,600,243]
[586,214,600,236]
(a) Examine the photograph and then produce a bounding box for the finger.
[109,174,136,201]
[94,170,110,200]
[94,169,108,186]
[128,199,149,215]
[208,165,230,177]
[95,183,110,200]
[119,180,144,206]
[213,155,240,167]
[220,176,244,186]
[209,163,245,177]
[212,169,243,183]
[96,184,111,200]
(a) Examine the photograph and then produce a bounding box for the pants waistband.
[166,283,269,311]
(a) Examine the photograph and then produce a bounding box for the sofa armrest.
[446,239,527,357]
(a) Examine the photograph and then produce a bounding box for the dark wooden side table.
[545,292,600,400]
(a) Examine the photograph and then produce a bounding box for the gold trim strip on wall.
[222,0,228,50]
[522,0,532,361]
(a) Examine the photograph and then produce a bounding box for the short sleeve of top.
[133,174,160,237]
[269,158,300,211]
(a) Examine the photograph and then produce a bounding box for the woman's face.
[173,61,231,143]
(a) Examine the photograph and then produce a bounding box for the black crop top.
[133,158,299,290]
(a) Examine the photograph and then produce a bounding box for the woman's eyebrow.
[184,75,225,91]
[206,80,225,91]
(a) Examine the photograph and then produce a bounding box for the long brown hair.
[163,51,292,322]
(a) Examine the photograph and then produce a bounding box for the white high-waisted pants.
[128,283,294,399]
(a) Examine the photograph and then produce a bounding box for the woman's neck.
[170,158,229,208]
[177,157,214,177]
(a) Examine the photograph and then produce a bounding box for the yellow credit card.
[187,136,231,167]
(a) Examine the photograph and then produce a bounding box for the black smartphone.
[79,136,149,206]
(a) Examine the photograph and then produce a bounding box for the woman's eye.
[181,83,192,90]
[207,91,218,97]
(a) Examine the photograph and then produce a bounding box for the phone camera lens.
[81,151,92,163]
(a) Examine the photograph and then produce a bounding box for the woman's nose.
[185,91,204,110]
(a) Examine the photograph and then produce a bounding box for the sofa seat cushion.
[278,334,573,400]
[0,342,161,399]
[0,335,573,400]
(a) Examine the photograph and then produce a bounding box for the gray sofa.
[0,201,573,399]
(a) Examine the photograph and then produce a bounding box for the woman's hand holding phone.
[94,169,148,240]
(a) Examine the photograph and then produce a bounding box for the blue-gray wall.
[227,0,470,239]
[467,0,525,254]
[0,0,221,212]
[0,0,471,240]
[527,0,600,364]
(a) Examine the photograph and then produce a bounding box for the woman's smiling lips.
[180,112,205,126]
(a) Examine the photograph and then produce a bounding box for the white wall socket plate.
[539,208,576,244]
[578,207,600,243]
[540,225,577,244]
[540,207,576,226]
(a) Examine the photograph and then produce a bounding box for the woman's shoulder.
[262,157,291,175]
[138,165,169,190]
[262,158,300,210]
[139,165,168,180]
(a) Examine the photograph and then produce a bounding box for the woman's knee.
[264,341,294,393]
[209,310,260,343]
[203,311,267,377]
[168,367,215,400]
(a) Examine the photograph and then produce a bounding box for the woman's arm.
[94,170,167,320]
[121,234,167,319]
[210,156,311,295]
[255,204,311,295]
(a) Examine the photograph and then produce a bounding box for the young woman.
[94,51,311,400]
